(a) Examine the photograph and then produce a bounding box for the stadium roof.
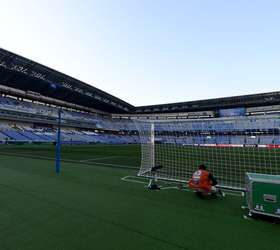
[0,48,134,113]
[135,91,280,114]
[1,48,280,115]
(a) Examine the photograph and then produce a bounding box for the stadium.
[0,47,280,250]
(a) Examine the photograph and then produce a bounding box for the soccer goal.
[136,115,280,190]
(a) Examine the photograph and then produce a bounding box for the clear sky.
[1,0,280,106]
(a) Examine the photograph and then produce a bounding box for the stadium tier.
[0,127,139,145]
[0,95,280,147]
[0,96,136,131]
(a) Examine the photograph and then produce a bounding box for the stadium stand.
[1,47,280,147]
[0,94,280,146]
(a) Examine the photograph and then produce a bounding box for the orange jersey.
[188,169,211,192]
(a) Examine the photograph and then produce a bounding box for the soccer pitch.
[0,144,279,250]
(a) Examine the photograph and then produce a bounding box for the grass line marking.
[79,156,117,162]
[121,176,148,184]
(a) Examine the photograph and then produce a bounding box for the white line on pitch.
[121,176,134,180]
[121,176,148,184]
[79,156,117,162]
[87,162,135,168]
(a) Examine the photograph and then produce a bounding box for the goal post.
[137,122,155,176]
[136,115,280,190]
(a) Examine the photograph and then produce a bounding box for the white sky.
[1,0,280,106]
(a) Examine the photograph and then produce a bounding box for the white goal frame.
[136,115,280,191]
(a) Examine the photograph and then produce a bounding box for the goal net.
[136,115,280,190]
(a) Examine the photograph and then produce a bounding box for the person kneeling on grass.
[188,164,222,198]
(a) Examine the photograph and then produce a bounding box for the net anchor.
[148,165,163,190]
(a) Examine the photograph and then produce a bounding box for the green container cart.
[246,173,280,218]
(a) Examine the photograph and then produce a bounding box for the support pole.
[151,122,155,169]
[148,122,160,189]
[55,108,62,174]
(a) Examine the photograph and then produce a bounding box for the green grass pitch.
[0,144,279,250]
